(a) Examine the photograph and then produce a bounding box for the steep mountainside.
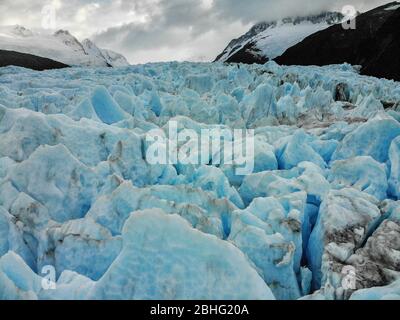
[0,26,130,67]
[276,2,400,81]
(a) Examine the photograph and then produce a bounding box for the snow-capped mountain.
[276,2,400,81]
[0,25,129,67]
[215,12,344,64]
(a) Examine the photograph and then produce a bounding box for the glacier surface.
[0,61,400,300]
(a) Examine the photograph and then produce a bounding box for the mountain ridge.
[0,25,130,68]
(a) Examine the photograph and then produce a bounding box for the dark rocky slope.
[0,50,69,71]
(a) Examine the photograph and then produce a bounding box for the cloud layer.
[0,0,389,63]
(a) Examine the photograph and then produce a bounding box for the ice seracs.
[0,60,400,300]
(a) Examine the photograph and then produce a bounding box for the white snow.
[217,15,342,62]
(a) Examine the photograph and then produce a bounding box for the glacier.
[0,61,400,300]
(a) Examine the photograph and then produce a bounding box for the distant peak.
[215,10,344,63]
[54,29,71,36]
[53,30,86,55]
[0,26,129,67]
[13,25,29,31]
[383,1,400,10]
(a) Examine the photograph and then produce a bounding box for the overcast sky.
[0,0,390,64]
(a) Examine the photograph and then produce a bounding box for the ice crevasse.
[0,61,400,300]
